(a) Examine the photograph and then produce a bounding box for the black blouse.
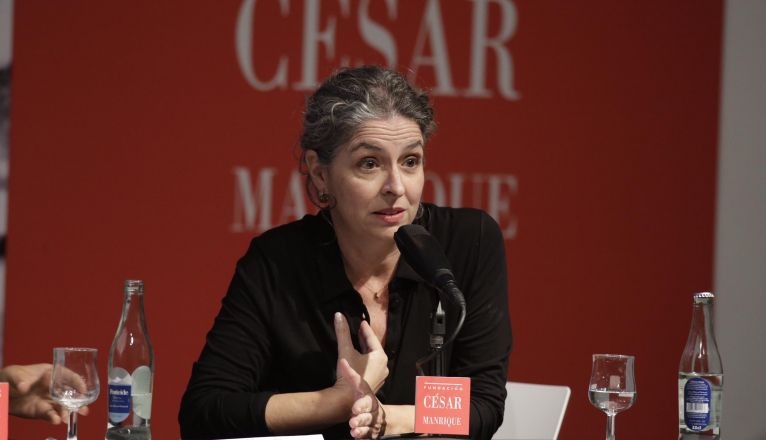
[179,204,512,439]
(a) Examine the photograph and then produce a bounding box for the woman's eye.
[403,156,421,167]
[359,158,378,169]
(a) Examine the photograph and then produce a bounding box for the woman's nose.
[382,168,405,196]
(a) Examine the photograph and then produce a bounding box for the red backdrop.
[4,1,721,439]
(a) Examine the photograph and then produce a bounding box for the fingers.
[338,358,363,392]
[14,380,32,394]
[349,412,373,428]
[8,364,52,393]
[45,408,63,425]
[334,313,355,358]
[2,366,26,393]
[358,320,383,353]
[351,394,375,415]
[336,312,383,355]
[49,402,72,425]
[71,371,89,394]
[34,401,64,425]
[349,401,374,439]
[56,366,88,394]
[78,405,90,416]
[348,398,385,439]
[335,312,389,395]
[351,426,374,438]
[342,365,381,439]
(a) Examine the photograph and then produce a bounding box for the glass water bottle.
[678,292,722,439]
[106,280,154,440]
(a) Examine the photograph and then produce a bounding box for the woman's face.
[314,115,425,245]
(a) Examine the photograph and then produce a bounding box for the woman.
[179,66,512,439]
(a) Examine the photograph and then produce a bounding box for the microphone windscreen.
[394,224,454,285]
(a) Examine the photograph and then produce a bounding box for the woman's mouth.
[374,208,406,224]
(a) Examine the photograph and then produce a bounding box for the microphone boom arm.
[415,281,467,376]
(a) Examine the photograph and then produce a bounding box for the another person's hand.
[0,363,89,424]
[338,359,386,439]
[334,312,388,393]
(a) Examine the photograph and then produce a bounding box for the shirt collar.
[308,211,426,303]
[309,212,354,303]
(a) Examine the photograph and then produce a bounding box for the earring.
[318,192,330,204]
[415,203,424,220]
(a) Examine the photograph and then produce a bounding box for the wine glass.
[50,347,100,440]
[588,354,636,440]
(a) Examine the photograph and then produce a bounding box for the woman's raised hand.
[334,312,389,393]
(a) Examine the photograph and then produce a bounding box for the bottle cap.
[125,279,145,294]
[693,291,714,304]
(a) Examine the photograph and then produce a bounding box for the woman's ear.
[304,150,328,190]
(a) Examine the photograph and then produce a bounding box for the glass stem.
[606,413,616,440]
[67,410,78,440]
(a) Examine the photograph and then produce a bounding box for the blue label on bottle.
[684,377,711,431]
[108,384,131,423]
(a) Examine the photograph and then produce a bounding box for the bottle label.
[132,365,153,419]
[108,384,131,423]
[684,377,711,431]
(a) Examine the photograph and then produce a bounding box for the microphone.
[393,224,465,308]
[394,224,467,376]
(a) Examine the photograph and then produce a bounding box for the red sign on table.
[414,376,470,436]
[1,382,8,440]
